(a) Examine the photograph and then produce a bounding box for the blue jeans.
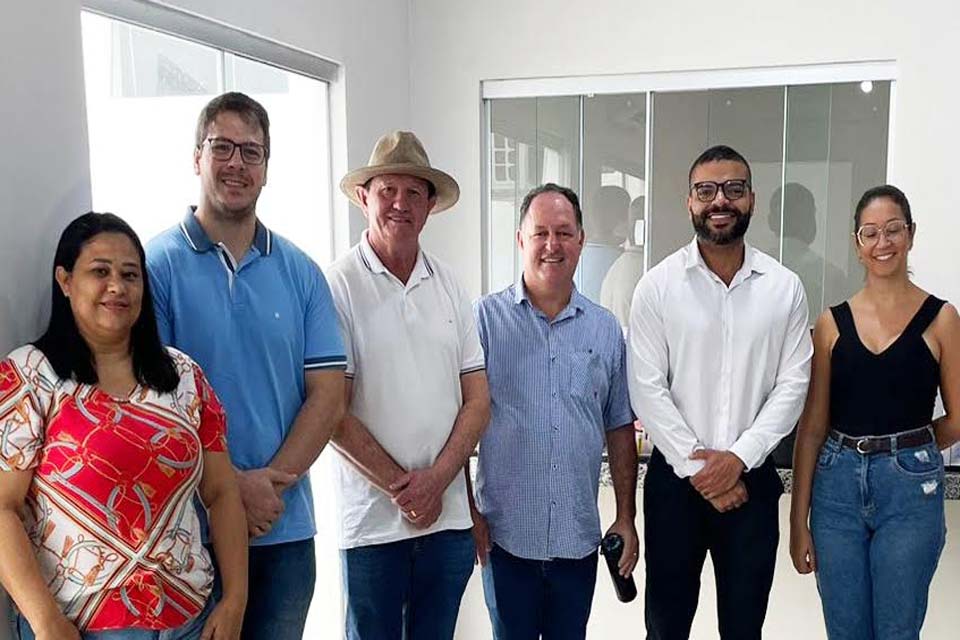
[811,430,946,640]
[340,528,474,639]
[17,594,214,640]
[209,538,316,640]
[482,544,598,640]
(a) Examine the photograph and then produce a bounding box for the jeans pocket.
[892,444,943,477]
[815,443,840,470]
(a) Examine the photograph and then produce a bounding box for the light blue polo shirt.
[146,207,346,546]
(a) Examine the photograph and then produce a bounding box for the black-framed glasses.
[690,179,750,203]
[855,219,910,247]
[202,137,268,165]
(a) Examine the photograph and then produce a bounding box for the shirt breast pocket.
[568,350,605,402]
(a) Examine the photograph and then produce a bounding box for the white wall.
[0,6,91,636]
[0,1,91,356]
[408,0,960,301]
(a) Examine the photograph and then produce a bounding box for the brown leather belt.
[829,426,934,455]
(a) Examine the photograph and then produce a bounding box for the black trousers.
[643,448,782,640]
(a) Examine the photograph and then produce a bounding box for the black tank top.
[829,295,944,437]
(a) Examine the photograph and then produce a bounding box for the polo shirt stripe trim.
[358,248,373,272]
[460,365,486,375]
[179,221,200,252]
[304,356,348,370]
[216,249,236,274]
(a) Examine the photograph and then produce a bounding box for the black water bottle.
[600,533,637,603]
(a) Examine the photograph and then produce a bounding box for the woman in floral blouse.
[0,213,247,639]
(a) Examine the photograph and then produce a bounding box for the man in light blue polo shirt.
[146,92,346,639]
[471,183,638,639]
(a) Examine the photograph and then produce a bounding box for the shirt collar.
[514,277,586,320]
[179,206,272,256]
[358,230,433,283]
[683,236,767,276]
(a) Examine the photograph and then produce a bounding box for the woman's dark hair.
[854,184,914,229]
[33,212,179,393]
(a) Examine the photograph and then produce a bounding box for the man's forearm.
[430,371,490,488]
[270,371,345,478]
[606,424,638,520]
[331,413,408,494]
[433,396,490,488]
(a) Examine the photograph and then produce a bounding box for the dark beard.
[691,206,752,245]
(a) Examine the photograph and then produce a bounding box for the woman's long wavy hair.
[33,212,178,392]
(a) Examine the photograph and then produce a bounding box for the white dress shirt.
[627,237,812,478]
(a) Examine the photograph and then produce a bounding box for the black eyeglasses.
[202,137,268,165]
[690,179,750,203]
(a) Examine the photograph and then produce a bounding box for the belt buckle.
[855,438,871,454]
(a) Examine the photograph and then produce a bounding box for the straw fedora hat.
[340,131,460,214]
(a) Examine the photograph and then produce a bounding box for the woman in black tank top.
[789,186,960,639]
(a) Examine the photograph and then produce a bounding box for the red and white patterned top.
[0,345,227,631]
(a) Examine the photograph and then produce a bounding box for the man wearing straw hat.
[327,131,491,639]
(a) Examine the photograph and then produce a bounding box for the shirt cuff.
[728,433,765,471]
[656,448,706,479]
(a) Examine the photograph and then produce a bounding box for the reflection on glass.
[486,82,890,323]
[488,97,579,292]
[536,97,580,192]
[783,82,890,318]
[581,94,647,325]
[225,53,289,94]
[650,87,785,266]
[111,20,219,97]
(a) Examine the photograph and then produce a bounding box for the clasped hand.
[689,449,748,512]
[389,467,445,529]
[237,467,297,539]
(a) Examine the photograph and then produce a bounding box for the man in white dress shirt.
[627,145,812,639]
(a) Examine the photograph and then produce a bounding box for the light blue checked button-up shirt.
[474,281,634,561]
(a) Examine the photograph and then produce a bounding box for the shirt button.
[552,464,559,470]
[552,391,557,398]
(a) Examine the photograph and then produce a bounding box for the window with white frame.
[81,10,333,265]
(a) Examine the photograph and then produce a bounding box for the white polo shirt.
[326,231,485,549]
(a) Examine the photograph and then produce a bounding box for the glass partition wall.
[484,77,892,327]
